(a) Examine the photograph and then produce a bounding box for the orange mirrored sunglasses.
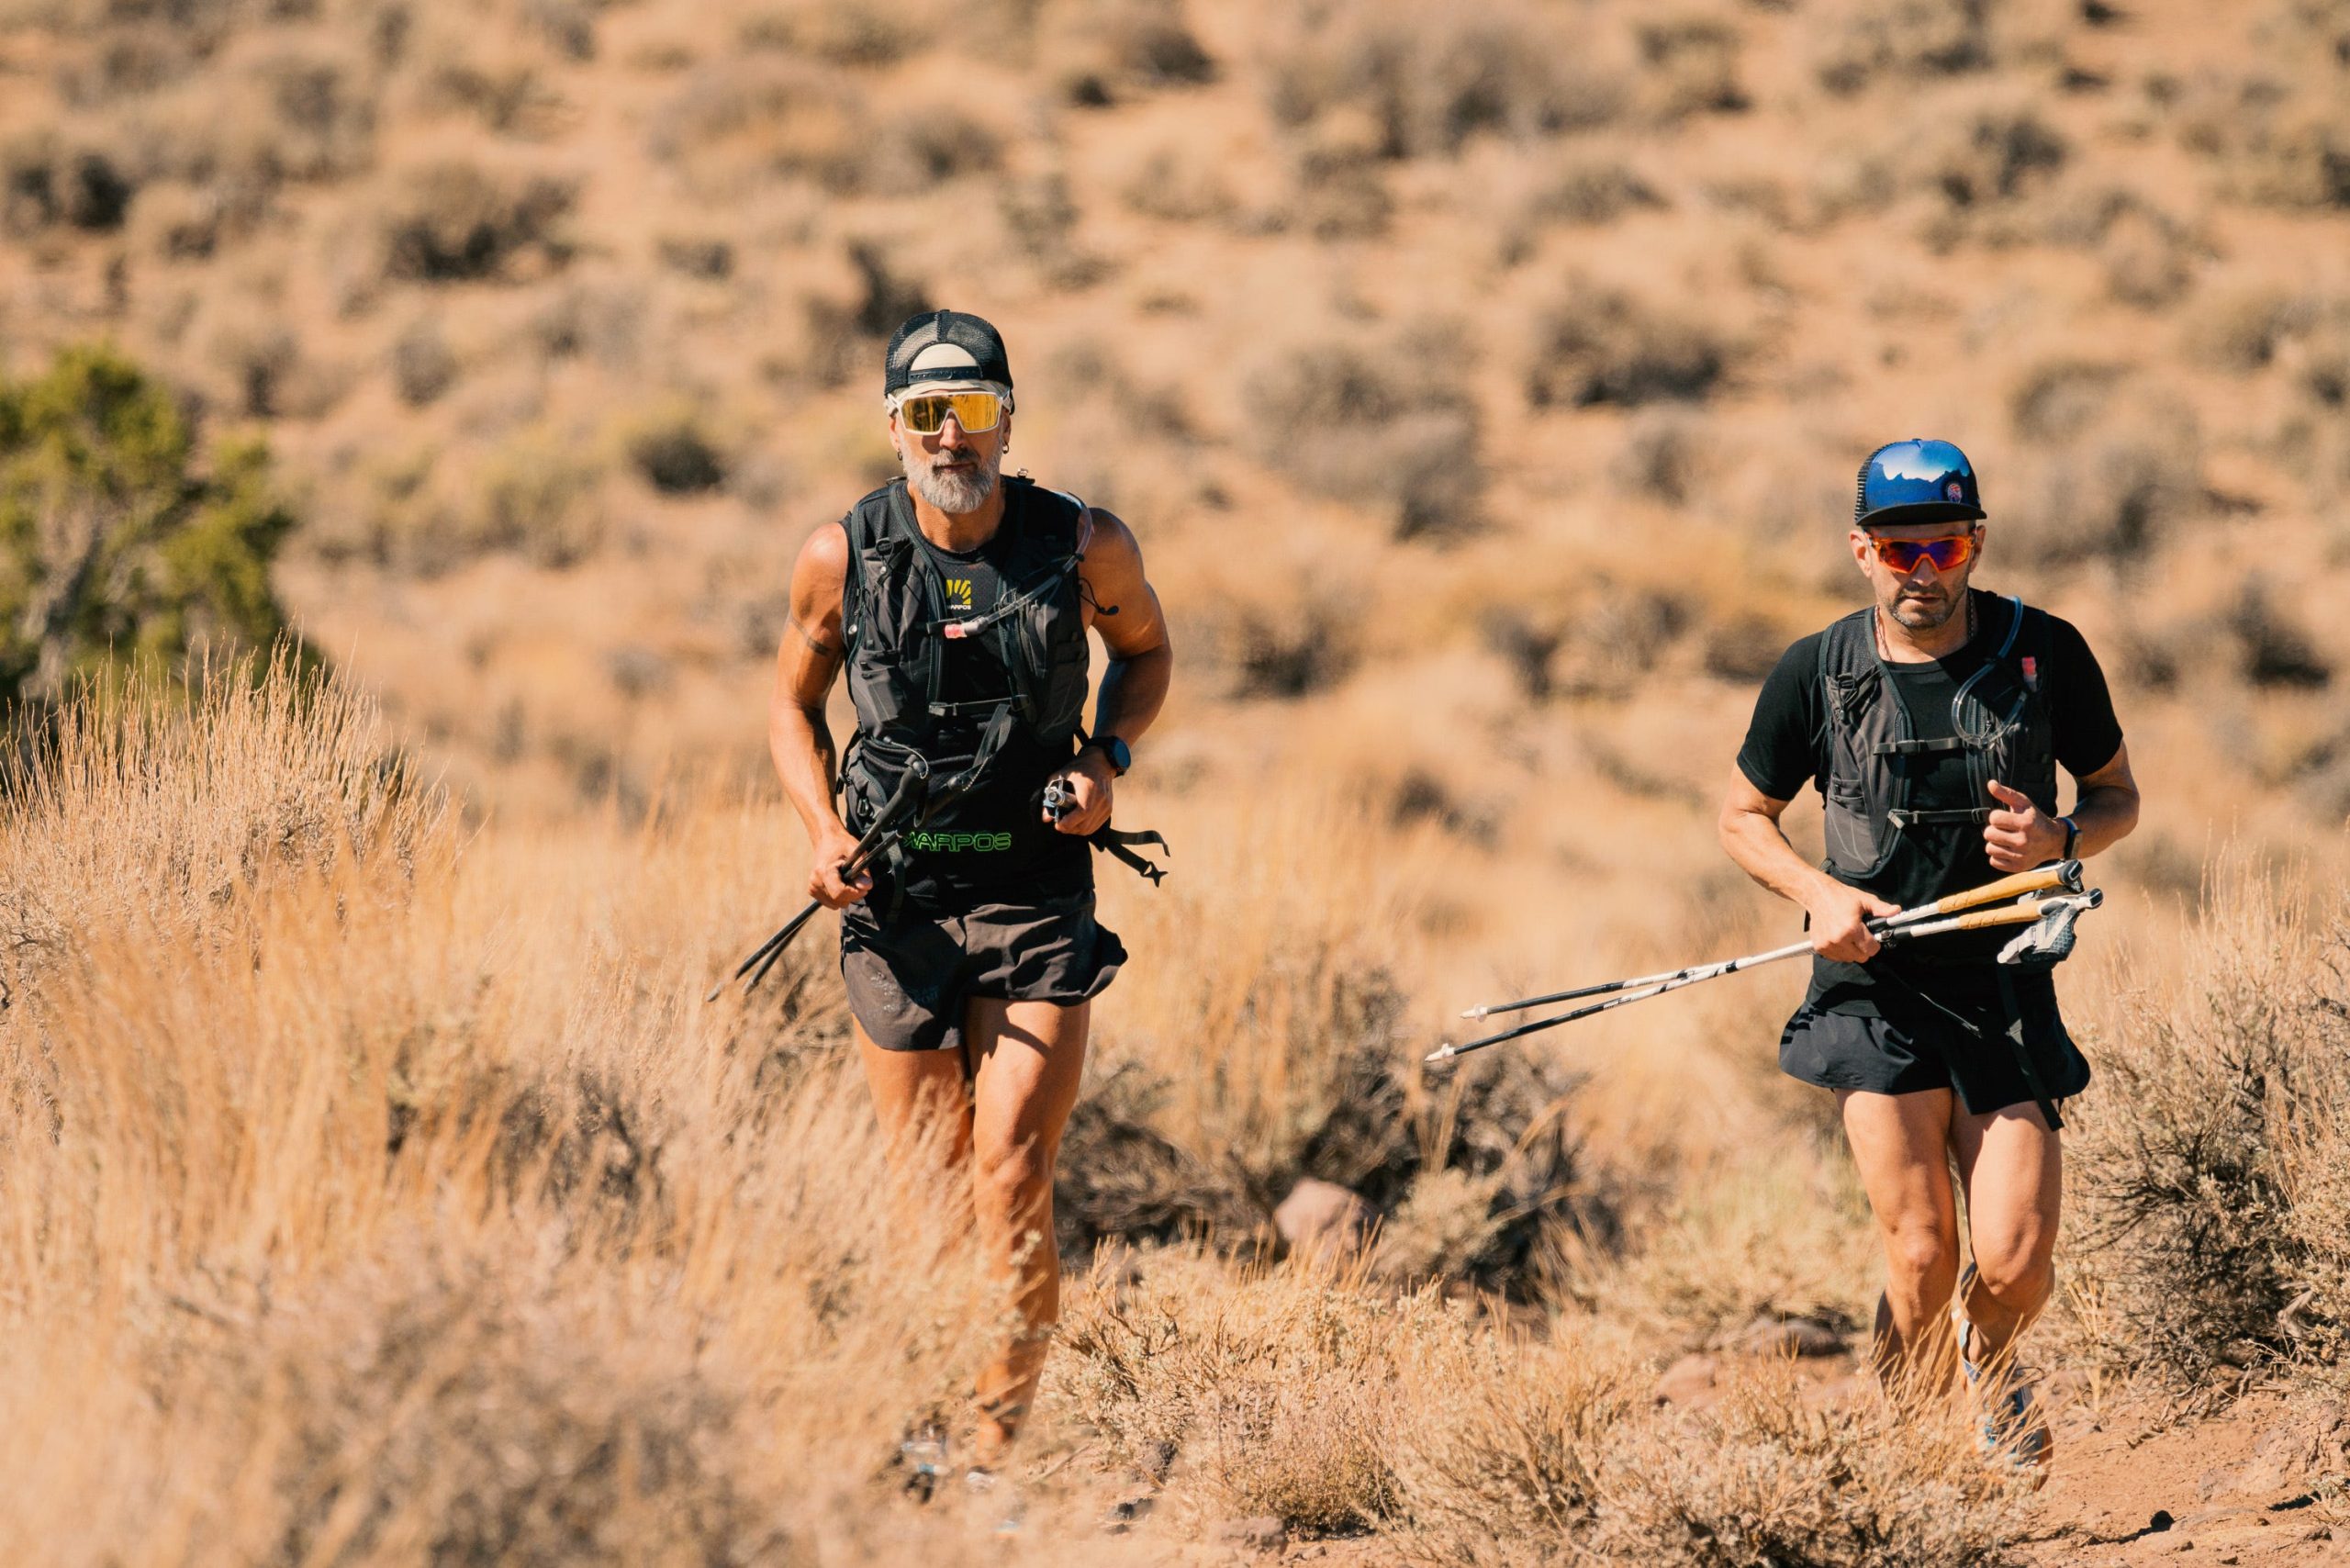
[896,390,1002,435]
[1866,532,1979,574]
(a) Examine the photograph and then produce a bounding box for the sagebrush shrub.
[2068,864,2350,1388]
[0,345,297,703]
[1526,284,1729,409]
[378,157,576,282]
[1262,0,1627,158]
[1241,322,1483,539]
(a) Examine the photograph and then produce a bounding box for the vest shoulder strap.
[1004,476,1085,562]
[837,479,905,655]
[1817,606,1880,713]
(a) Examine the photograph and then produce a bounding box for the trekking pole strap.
[1088,824,1169,884]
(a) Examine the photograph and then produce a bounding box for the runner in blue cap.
[1718,438,2143,1473]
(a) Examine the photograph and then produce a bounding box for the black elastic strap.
[1888,806,1994,828]
[868,708,1021,926]
[1871,736,1969,756]
[1088,825,1169,885]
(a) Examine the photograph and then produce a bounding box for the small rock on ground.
[1274,1179,1373,1260]
[1720,1314,1847,1358]
[1653,1352,1718,1406]
[1211,1515,1288,1552]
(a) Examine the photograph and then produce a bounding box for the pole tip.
[1424,1043,1456,1065]
[1459,1006,1487,1020]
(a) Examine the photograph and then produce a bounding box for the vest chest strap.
[1871,736,1971,757]
[1888,806,1995,829]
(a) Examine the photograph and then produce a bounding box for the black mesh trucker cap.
[884,309,1013,397]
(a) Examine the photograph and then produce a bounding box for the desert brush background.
[3,0,2350,1562]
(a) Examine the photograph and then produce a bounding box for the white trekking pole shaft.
[1458,860,2083,1022]
[1428,890,2092,1065]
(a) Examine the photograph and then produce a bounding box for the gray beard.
[905,453,998,514]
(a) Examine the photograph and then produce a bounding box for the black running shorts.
[1777,964,2092,1116]
[839,892,1125,1053]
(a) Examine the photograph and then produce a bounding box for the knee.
[974,1139,1057,1220]
[1972,1237,2055,1311]
[1884,1222,1960,1292]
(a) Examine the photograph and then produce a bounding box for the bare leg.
[856,1021,976,1236]
[1949,1099,2063,1367]
[1838,1087,1964,1397]
[963,996,1090,1468]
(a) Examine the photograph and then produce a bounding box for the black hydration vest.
[1817,592,2060,890]
[839,474,1091,782]
[834,476,1167,903]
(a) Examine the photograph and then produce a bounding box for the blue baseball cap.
[1854,438,1986,528]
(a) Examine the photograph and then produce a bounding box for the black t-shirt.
[1737,591,2123,992]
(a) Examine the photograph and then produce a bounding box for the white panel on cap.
[909,342,983,372]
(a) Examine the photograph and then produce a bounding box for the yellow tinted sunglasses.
[896,389,1002,435]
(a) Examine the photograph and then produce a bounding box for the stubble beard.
[1885,575,1967,632]
[905,448,1000,514]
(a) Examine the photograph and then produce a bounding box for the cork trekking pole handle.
[1883,891,2097,944]
[1894,860,2082,924]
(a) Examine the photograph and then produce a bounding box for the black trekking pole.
[706,758,931,1003]
[1456,861,2085,1022]
[1427,888,2103,1065]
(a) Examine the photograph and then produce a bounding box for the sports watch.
[2059,815,2080,859]
[1087,735,1132,777]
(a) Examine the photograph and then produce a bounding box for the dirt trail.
[1090,1351,2348,1564]
[2021,1391,2347,1568]
[1641,1351,2347,1566]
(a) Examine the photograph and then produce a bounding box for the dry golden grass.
[1059,1250,2040,1564]
[0,666,1014,1563]
[6,0,2350,1555]
[0,662,2086,1564]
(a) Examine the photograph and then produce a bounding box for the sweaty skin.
[1717,516,2140,1408]
[765,395,1171,1469]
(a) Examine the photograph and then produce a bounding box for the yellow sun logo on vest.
[945,577,974,610]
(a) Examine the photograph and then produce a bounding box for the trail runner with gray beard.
[768,310,1171,1501]
[1718,439,2140,1473]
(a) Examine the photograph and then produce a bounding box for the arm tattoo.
[786,611,840,658]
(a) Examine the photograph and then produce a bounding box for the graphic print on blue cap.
[1853,438,1986,528]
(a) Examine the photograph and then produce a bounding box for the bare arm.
[1718,771,1901,961]
[1053,508,1172,835]
[1080,508,1172,748]
[767,522,869,907]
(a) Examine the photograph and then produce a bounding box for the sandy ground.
[1092,1353,2350,1565]
[2023,1390,2349,1568]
